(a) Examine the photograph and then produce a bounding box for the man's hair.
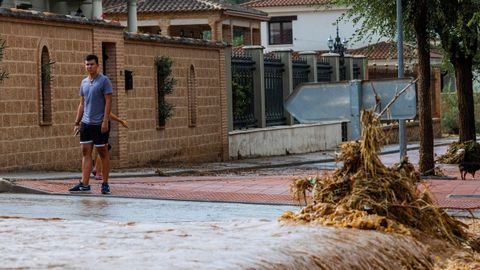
[85,54,99,64]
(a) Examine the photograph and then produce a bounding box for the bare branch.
[370,82,381,112]
[377,78,418,118]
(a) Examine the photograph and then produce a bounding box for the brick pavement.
[14,172,480,210]
[11,143,480,210]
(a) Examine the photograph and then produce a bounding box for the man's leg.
[81,143,93,185]
[96,146,109,184]
[94,155,103,177]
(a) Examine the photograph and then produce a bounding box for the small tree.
[154,56,176,127]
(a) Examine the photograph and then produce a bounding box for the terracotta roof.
[124,32,227,48]
[0,7,122,28]
[242,0,330,8]
[104,0,268,19]
[349,41,442,60]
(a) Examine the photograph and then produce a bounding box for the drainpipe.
[92,0,102,20]
[81,0,93,19]
[127,0,138,33]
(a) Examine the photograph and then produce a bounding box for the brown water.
[0,217,436,269]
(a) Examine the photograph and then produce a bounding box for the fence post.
[321,52,340,82]
[244,45,266,128]
[299,51,318,82]
[353,55,368,80]
[272,49,294,125]
[344,54,354,80]
[225,46,233,131]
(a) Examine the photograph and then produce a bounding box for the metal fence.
[292,58,310,89]
[339,64,347,81]
[231,55,257,129]
[317,60,332,82]
[264,55,286,126]
[353,63,361,79]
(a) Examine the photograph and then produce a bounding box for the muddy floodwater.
[0,194,434,269]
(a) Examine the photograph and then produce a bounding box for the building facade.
[0,8,229,171]
[243,0,383,52]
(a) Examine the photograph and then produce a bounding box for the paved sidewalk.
[7,136,480,211]
[0,136,458,180]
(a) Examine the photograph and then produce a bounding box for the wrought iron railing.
[232,55,257,129]
[317,60,332,82]
[353,63,361,79]
[292,57,310,89]
[264,55,286,126]
[339,64,347,81]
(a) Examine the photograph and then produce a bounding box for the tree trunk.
[414,0,434,175]
[453,55,476,142]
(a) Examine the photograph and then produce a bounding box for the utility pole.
[397,0,406,160]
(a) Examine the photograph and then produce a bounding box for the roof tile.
[104,0,268,19]
[349,41,442,60]
[242,0,330,8]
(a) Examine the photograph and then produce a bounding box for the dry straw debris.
[436,141,480,164]
[281,109,468,246]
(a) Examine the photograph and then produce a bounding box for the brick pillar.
[244,45,266,128]
[252,29,261,45]
[299,51,318,82]
[225,46,233,131]
[242,27,251,46]
[159,19,170,36]
[321,52,340,82]
[220,47,230,160]
[209,19,223,42]
[273,49,294,125]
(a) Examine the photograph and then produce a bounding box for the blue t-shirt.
[79,73,113,125]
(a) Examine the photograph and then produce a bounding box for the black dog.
[459,162,480,180]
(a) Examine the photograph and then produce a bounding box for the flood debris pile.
[281,110,468,246]
[436,140,480,164]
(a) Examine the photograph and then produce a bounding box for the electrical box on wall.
[125,70,133,90]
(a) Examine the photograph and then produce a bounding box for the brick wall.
[124,40,227,166]
[0,13,228,171]
[0,16,97,171]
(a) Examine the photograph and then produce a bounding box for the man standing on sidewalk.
[70,54,112,194]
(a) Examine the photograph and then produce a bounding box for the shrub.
[441,92,480,134]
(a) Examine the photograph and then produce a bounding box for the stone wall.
[0,11,228,171]
[382,118,442,145]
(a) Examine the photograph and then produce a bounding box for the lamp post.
[327,22,348,65]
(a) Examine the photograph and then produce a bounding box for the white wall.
[258,6,383,52]
[229,122,343,159]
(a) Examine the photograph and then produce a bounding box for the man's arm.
[101,94,112,133]
[74,96,84,135]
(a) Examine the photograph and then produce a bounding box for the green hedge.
[441,92,480,134]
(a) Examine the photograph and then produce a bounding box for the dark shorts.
[79,122,110,147]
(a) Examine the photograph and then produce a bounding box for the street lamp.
[327,22,348,65]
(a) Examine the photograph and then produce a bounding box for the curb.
[1,141,455,181]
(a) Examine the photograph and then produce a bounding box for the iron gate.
[292,58,310,89]
[231,55,257,129]
[317,60,332,82]
[264,56,286,126]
